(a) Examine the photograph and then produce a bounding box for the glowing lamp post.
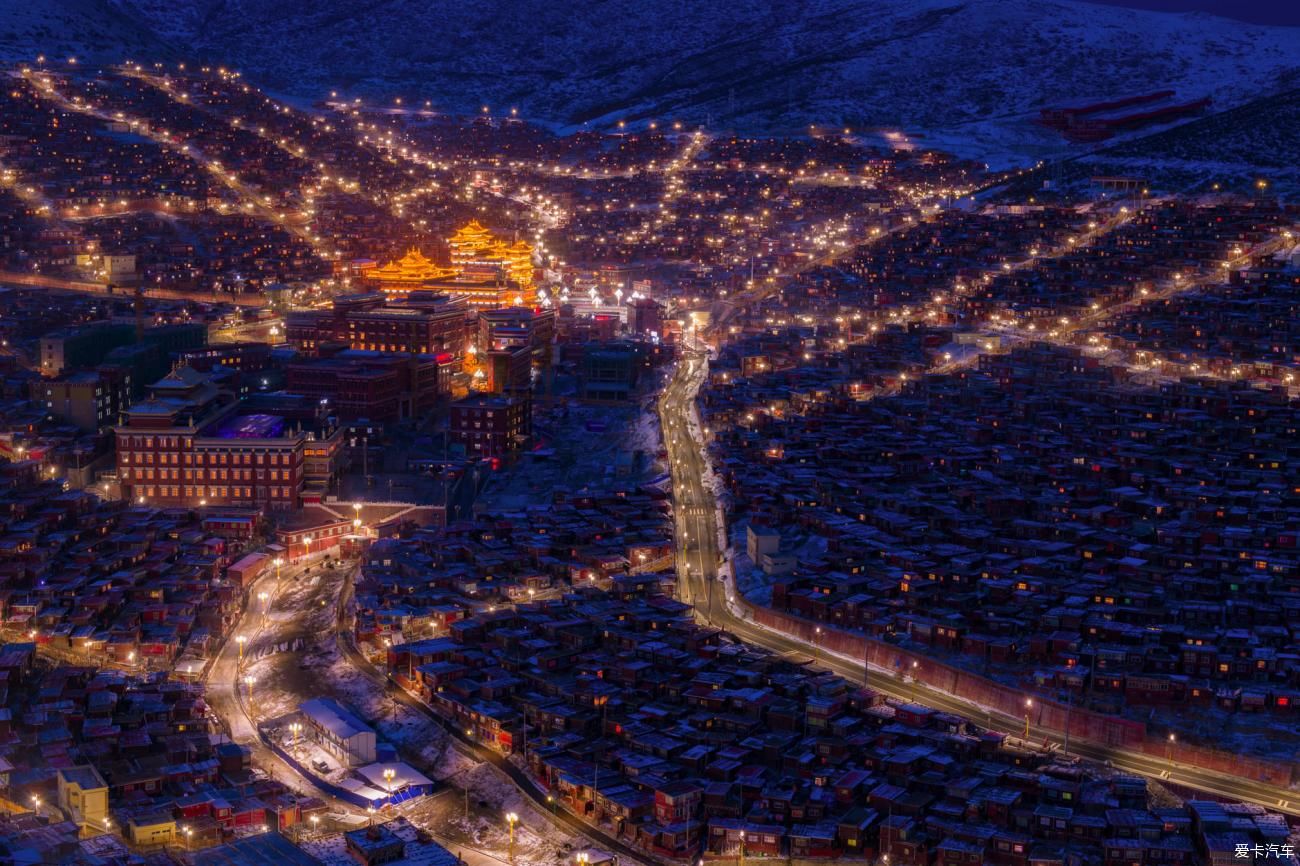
[383,767,396,807]
[506,812,519,862]
[273,557,283,580]
[1024,698,1033,740]
[289,722,302,755]
[235,635,246,663]
[244,675,256,716]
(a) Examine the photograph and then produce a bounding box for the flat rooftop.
[205,413,287,440]
[190,831,326,866]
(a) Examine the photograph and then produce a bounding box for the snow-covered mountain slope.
[5,0,1299,163]
[0,0,173,66]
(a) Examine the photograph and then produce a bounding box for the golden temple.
[449,220,534,288]
[367,222,536,308]
[368,248,459,286]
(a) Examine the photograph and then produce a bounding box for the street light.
[506,812,519,862]
[273,557,283,580]
[303,534,313,559]
[289,722,302,754]
[1167,732,1176,763]
[258,590,269,624]
[1024,698,1033,740]
[576,853,589,866]
[244,675,256,715]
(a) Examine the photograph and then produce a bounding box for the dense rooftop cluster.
[0,464,258,670]
[0,649,323,855]
[387,588,1295,865]
[355,483,675,646]
[834,207,1088,312]
[554,137,903,271]
[1,73,327,291]
[706,342,1300,751]
[0,78,210,207]
[0,286,218,350]
[961,202,1294,321]
[1105,260,1300,382]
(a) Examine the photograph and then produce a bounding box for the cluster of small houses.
[1108,260,1300,383]
[0,461,271,669]
[960,201,1294,320]
[759,200,1295,386]
[383,586,1298,865]
[352,484,676,646]
[0,645,328,854]
[832,206,1088,313]
[703,340,1300,729]
[0,65,493,294]
[119,67,489,266]
[560,138,897,268]
[1,74,323,291]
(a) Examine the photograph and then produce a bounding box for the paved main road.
[198,552,403,842]
[657,342,1300,818]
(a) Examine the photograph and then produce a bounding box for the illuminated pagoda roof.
[371,223,534,293]
[370,248,458,283]
[450,220,494,246]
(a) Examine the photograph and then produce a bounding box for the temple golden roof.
[451,220,493,240]
[370,247,457,283]
[370,223,534,290]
